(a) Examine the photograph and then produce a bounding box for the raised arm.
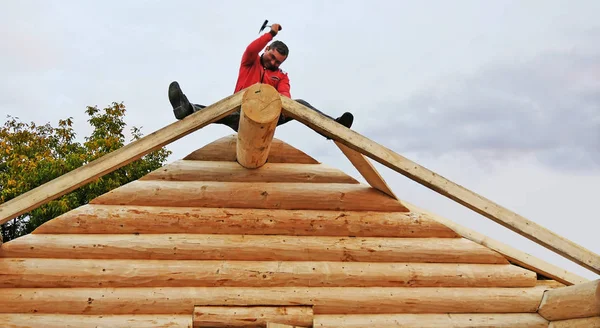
[240,32,275,66]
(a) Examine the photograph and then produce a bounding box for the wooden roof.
[0,84,597,327]
[0,135,568,327]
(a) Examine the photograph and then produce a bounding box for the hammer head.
[259,19,269,33]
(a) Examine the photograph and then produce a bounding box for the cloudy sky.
[2,1,599,280]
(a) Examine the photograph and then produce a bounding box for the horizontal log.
[33,205,459,237]
[0,314,192,328]
[184,134,319,164]
[538,279,600,321]
[0,259,535,288]
[267,324,304,328]
[1,234,507,264]
[0,286,547,315]
[89,181,410,212]
[313,313,549,327]
[404,201,589,285]
[194,306,313,327]
[140,160,359,184]
[549,317,600,328]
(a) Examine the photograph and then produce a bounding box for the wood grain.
[184,134,318,164]
[0,259,535,288]
[89,180,410,212]
[1,234,507,264]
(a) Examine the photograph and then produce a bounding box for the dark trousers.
[191,99,333,132]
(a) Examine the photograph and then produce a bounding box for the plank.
[184,134,318,164]
[0,314,193,328]
[1,234,507,264]
[403,201,589,285]
[0,286,548,315]
[32,205,459,237]
[313,313,549,328]
[0,259,536,288]
[139,160,359,184]
[89,180,410,212]
[194,306,313,328]
[281,96,600,275]
[538,279,600,321]
[237,83,282,168]
[334,140,398,199]
[0,88,245,226]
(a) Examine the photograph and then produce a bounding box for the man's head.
[262,40,289,70]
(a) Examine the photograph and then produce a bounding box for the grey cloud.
[366,48,600,172]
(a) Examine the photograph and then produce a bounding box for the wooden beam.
[237,83,282,168]
[313,314,549,328]
[538,279,600,321]
[0,259,536,288]
[402,201,588,286]
[2,234,507,264]
[194,306,313,328]
[267,323,307,328]
[88,180,410,212]
[549,317,600,328]
[184,134,319,164]
[281,96,600,276]
[0,314,193,328]
[0,89,245,226]
[32,205,460,238]
[139,160,359,184]
[0,286,548,315]
[334,140,398,199]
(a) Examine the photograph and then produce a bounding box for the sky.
[1,1,599,280]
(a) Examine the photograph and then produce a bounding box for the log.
[538,279,600,321]
[549,317,600,328]
[335,140,398,199]
[193,306,313,327]
[236,83,282,168]
[33,205,459,237]
[281,96,600,275]
[184,134,318,164]
[0,259,536,288]
[140,160,359,184]
[267,324,306,328]
[0,314,193,328]
[89,180,410,212]
[0,286,548,315]
[2,234,507,264]
[313,313,549,327]
[0,88,245,226]
[404,201,589,285]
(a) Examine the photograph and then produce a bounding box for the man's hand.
[270,23,282,35]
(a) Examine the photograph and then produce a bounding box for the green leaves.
[0,102,171,241]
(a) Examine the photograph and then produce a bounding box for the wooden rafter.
[332,127,587,285]
[0,87,246,227]
[281,95,600,277]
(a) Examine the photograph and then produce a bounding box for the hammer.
[258,19,282,34]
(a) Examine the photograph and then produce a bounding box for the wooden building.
[0,84,598,327]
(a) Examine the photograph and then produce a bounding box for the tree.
[0,102,172,242]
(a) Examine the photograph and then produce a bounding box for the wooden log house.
[0,84,598,327]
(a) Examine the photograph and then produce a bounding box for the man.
[167,23,354,134]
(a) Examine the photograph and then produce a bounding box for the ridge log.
[236,83,282,168]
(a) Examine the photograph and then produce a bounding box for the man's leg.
[168,81,240,131]
[294,98,354,128]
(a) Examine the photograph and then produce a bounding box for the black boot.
[319,112,354,140]
[335,112,354,129]
[168,81,193,120]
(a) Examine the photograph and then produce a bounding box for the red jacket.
[234,33,291,98]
